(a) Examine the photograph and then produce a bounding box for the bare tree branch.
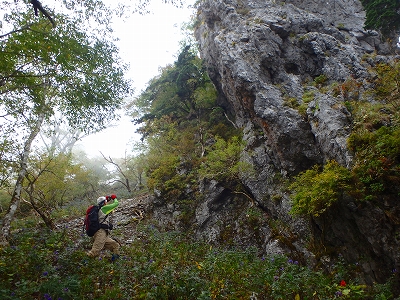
[100,152,132,193]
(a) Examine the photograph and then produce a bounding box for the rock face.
[195,0,372,173]
[191,0,399,285]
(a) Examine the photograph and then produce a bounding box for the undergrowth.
[0,224,394,299]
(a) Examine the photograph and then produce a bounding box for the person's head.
[97,196,106,206]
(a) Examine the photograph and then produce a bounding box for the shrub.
[374,61,400,109]
[313,74,328,86]
[199,135,250,185]
[290,160,352,217]
[348,124,400,200]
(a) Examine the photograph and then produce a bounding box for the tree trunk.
[29,198,55,230]
[0,112,45,246]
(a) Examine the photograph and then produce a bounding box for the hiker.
[86,194,120,259]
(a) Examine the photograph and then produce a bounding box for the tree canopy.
[1,11,130,133]
[360,0,400,34]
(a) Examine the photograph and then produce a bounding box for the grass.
[0,223,394,299]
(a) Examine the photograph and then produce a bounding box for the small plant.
[313,74,328,86]
[298,90,316,117]
[348,122,400,200]
[283,96,299,109]
[337,23,345,29]
[245,206,263,230]
[332,77,362,101]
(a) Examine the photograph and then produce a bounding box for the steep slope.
[194,0,399,285]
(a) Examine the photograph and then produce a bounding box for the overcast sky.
[76,1,196,158]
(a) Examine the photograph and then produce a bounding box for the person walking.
[86,194,120,260]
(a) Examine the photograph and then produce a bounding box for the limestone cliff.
[192,0,399,285]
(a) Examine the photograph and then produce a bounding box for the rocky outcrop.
[192,0,399,285]
[195,0,377,173]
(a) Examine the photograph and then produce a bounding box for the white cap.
[97,196,106,205]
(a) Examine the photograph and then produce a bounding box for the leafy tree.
[360,0,400,34]
[0,123,18,189]
[0,10,131,244]
[1,0,188,26]
[21,151,91,229]
[132,46,216,138]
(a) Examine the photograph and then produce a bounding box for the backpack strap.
[99,211,110,230]
[100,213,109,225]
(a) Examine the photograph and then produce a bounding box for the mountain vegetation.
[1,44,399,299]
[128,45,245,205]
[360,0,400,34]
[1,0,400,299]
[0,224,394,299]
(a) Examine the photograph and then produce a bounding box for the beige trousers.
[87,228,120,257]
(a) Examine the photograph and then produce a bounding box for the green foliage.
[344,60,400,200]
[332,77,362,101]
[0,225,393,299]
[313,74,328,86]
[0,10,131,133]
[129,45,243,202]
[283,97,299,109]
[290,161,352,217]
[19,151,99,225]
[0,190,11,218]
[146,147,186,198]
[360,0,400,34]
[199,136,249,186]
[373,61,400,109]
[348,104,400,200]
[131,46,212,135]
